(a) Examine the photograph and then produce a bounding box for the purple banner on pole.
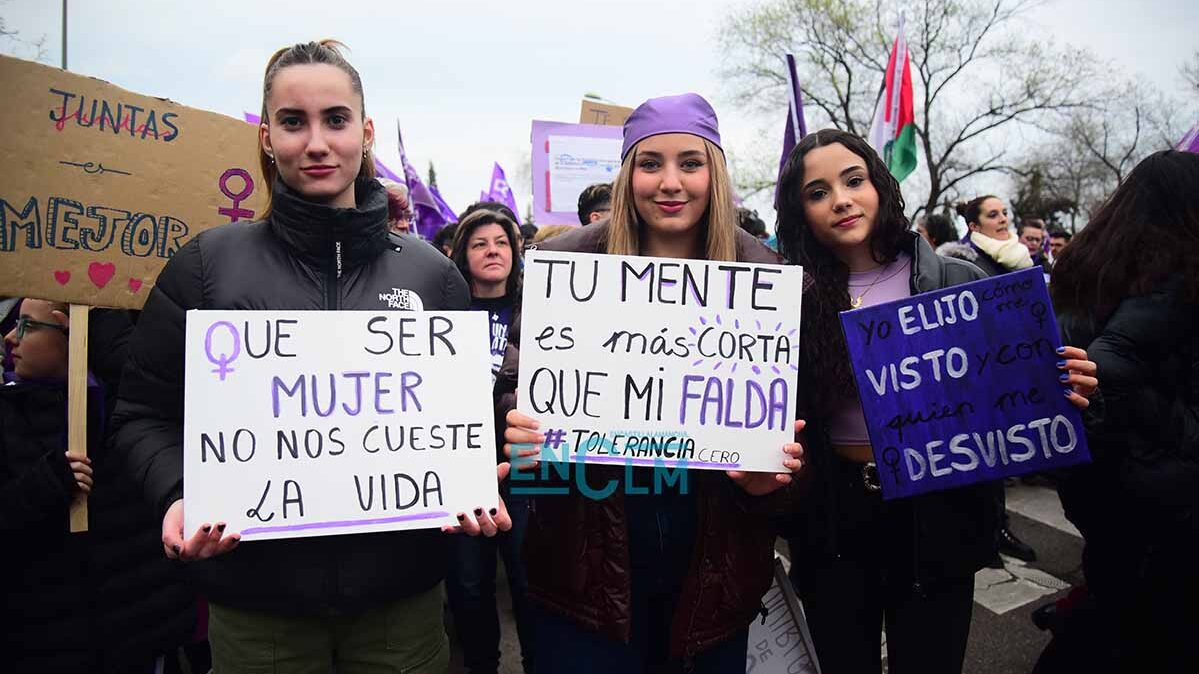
[485,162,521,223]
[397,120,451,240]
[1178,120,1199,154]
[430,184,458,224]
[840,268,1090,500]
[776,54,807,203]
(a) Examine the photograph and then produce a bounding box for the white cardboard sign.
[746,558,822,674]
[517,250,803,473]
[184,310,499,541]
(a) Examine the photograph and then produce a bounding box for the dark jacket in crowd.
[111,177,470,616]
[785,232,1000,585]
[0,376,98,674]
[2,310,194,674]
[1057,279,1199,661]
[494,222,804,660]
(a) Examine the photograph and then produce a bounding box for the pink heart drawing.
[53,270,71,285]
[87,262,116,289]
[128,278,143,293]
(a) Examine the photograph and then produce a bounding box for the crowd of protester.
[2,39,1194,674]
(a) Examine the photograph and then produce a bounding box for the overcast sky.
[3,0,1195,228]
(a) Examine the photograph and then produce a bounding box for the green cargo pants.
[208,583,449,674]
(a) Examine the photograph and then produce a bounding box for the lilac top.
[829,252,912,445]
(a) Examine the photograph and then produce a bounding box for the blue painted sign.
[840,268,1090,499]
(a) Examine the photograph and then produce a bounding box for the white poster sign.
[184,310,499,541]
[546,134,622,213]
[746,558,822,674]
[517,250,803,473]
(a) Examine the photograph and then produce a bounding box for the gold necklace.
[849,265,887,308]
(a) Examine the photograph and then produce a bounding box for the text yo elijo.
[840,268,1090,499]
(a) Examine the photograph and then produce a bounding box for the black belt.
[833,455,883,494]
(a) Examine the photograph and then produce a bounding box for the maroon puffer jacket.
[495,222,807,659]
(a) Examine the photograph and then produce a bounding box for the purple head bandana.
[621,93,722,161]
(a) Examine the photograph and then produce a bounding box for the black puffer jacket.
[1057,281,1199,591]
[2,313,194,674]
[111,177,470,616]
[0,378,94,674]
[786,232,1000,583]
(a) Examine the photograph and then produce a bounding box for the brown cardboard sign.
[579,99,633,127]
[0,55,266,309]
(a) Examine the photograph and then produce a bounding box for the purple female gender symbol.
[205,321,241,381]
[218,168,256,222]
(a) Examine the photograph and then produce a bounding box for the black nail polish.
[489,508,497,516]
[474,508,483,516]
[202,524,211,533]
[456,513,465,521]
[216,523,226,532]
[172,544,181,554]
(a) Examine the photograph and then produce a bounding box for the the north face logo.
[379,288,424,310]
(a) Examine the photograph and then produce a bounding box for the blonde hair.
[532,225,574,244]
[258,40,375,218]
[605,138,737,262]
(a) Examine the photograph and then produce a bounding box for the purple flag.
[397,120,452,240]
[430,184,459,224]
[244,112,406,188]
[777,54,808,185]
[484,163,521,224]
[1178,120,1199,154]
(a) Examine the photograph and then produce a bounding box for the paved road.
[449,481,1083,673]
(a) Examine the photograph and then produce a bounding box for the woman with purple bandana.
[498,94,806,672]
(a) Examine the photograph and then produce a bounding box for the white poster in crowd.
[517,250,803,473]
[546,134,622,212]
[530,121,623,225]
[183,310,499,542]
[746,558,822,674]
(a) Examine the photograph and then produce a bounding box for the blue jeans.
[445,493,534,674]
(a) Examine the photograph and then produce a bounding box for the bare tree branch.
[717,0,1102,216]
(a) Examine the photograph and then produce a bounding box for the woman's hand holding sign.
[440,463,514,537]
[727,419,807,496]
[162,499,240,561]
[1057,345,1098,409]
[504,408,543,473]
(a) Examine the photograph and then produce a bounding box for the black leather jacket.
[111,177,470,616]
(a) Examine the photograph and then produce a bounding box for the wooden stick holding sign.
[67,304,89,532]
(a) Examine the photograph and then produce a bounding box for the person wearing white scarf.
[956,195,1033,277]
[969,229,1034,270]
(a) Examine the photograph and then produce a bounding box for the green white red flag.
[868,17,917,183]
